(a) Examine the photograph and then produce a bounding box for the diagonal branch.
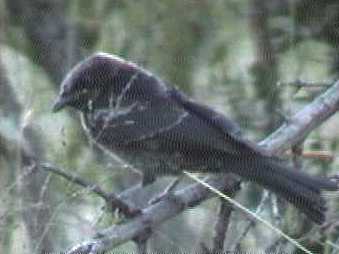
[66,176,240,254]
[40,163,110,200]
[65,80,339,253]
[259,80,339,154]
[40,163,140,217]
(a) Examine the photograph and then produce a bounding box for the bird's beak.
[52,96,71,113]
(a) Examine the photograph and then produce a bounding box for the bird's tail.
[230,156,338,224]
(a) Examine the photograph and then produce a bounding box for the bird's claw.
[148,178,181,205]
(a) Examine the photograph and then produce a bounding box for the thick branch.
[66,176,240,254]
[260,80,339,154]
[65,80,339,253]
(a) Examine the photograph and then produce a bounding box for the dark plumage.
[53,52,338,224]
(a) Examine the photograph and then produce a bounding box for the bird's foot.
[107,191,142,218]
[149,177,181,205]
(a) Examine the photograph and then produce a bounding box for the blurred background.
[1,0,339,253]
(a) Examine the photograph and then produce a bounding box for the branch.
[65,80,339,253]
[66,176,240,254]
[40,163,140,217]
[285,150,334,162]
[40,163,110,200]
[283,79,332,89]
[211,197,236,253]
[259,80,339,154]
[233,191,270,251]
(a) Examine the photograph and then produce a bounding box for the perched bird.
[53,52,337,224]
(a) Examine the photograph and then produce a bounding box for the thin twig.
[283,79,332,88]
[40,163,140,217]
[285,150,334,161]
[233,190,270,251]
[40,163,110,199]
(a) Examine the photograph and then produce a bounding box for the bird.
[53,52,338,224]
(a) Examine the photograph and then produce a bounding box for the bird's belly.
[104,140,224,176]
[108,145,186,176]
[85,118,225,175]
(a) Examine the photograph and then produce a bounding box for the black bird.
[53,53,337,224]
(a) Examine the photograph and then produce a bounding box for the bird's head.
[52,53,141,113]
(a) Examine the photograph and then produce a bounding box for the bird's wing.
[88,87,260,156]
[168,87,242,138]
[166,87,261,155]
[86,96,188,146]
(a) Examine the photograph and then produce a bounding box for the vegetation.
[1,0,339,253]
